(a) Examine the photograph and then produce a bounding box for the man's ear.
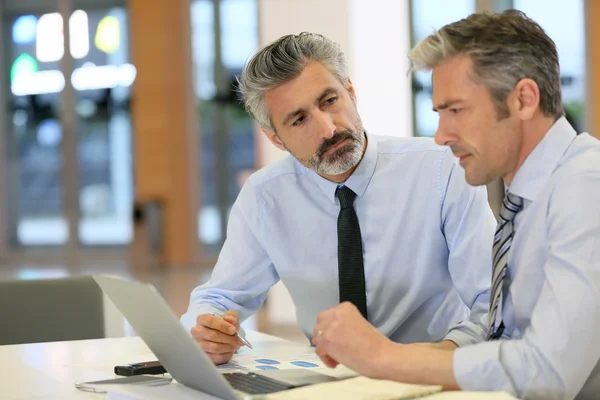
[511,78,540,121]
[347,77,357,103]
[263,129,287,152]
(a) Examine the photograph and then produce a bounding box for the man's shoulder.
[556,133,600,177]
[542,133,600,207]
[372,135,448,156]
[233,155,300,212]
[245,154,304,189]
[544,134,600,223]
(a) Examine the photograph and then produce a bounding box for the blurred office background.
[0,0,596,343]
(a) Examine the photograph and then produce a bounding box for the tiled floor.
[0,260,307,344]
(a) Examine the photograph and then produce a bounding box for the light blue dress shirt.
[181,134,495,346]
[454,118,600,400]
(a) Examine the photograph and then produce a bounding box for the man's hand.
[313,303,459,389]
[312,302,394,378]
[191,310,242,365]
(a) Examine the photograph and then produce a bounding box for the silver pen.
[213,312,253,349]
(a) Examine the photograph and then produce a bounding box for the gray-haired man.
[181,32,495,367]
[313,10,600,400]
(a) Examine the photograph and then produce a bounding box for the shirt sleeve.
[454,172,600,399]
[438,149,496,347]
[180,179,279,333]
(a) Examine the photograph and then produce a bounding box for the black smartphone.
[114,360,167,376]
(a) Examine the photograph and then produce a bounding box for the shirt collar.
[299,132,378,204]
[508,117,576,202]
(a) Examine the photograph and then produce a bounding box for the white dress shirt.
[454,118,600,399]
[181,134,495,346]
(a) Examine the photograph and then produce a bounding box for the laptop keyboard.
[223,372,296,394]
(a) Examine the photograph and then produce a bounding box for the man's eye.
[449,108,462,114]
[324,97,337,105]
[292,116,306,126]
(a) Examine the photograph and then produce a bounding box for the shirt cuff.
[444,330,476,348]
[180,303,228,334]
[443,323,487,347]
[453,340,512,392]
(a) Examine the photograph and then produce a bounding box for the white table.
[1,331,516,400]
[0,331,349,400]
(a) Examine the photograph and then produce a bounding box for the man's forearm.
[435,340,459,350]
[374,342,460,390]
[413,340,459,350]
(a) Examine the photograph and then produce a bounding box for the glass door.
[410,0,475,138]
[4,7,68,247]
[190,0,258,251]
[71,6,133,245]
[1,0,133,258]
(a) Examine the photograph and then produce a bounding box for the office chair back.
[0,276,106,345]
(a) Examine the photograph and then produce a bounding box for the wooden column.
[587,0,600,138]
[129,0,200,267]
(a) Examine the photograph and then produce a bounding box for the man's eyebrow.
[317,87,339,104]
[432,99,464,112]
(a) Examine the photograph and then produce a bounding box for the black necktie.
[336,186,368,320]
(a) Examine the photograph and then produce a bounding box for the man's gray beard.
[310,139,364,175]
[279,123,366,175]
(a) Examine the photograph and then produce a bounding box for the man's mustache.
[317,131,355,158]
[450,144,469,156]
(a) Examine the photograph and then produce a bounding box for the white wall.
[348,0,413,137]
[258,0,351,57]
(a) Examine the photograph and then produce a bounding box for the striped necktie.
[487,192,523,340]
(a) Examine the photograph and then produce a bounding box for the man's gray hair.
[238,32,349,131]
[408,10,563,119]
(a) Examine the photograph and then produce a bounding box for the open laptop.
[93,275,339,399]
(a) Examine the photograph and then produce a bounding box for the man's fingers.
[197,314,237,335]
[315,344,338,369]
[223,316,240,330]
[223,310,241,330]
[224,309,239,321]
[198,339,239,355]
[321,354,339,369]
[191,325,240,346]
[207,351,235,365]
[312,328,322,346]
[314,306,341,341]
